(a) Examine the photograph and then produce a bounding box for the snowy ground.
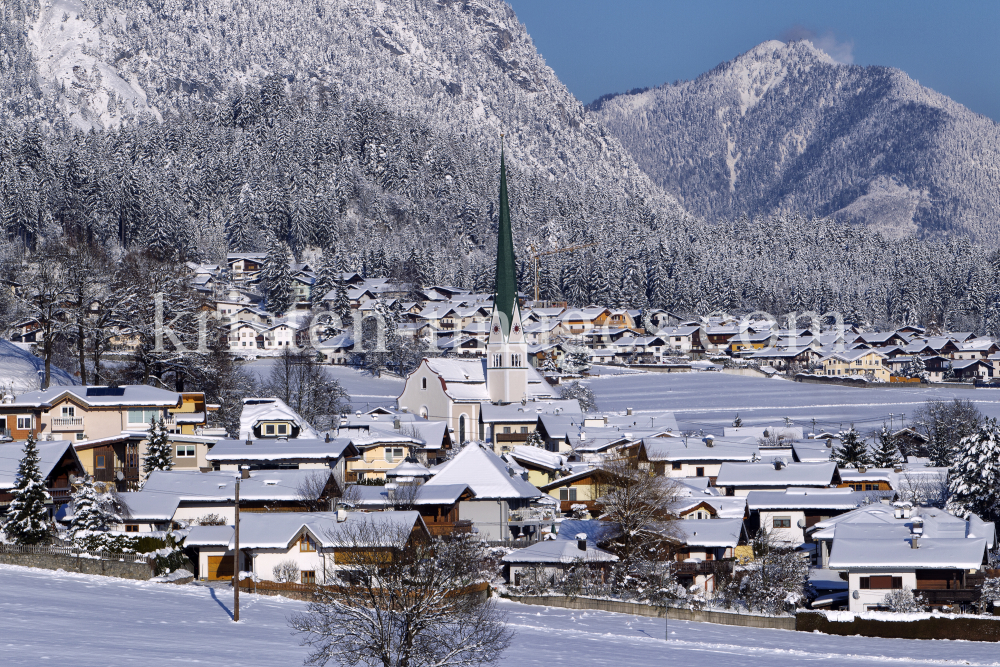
[3,564,1000,666]
[585,371,1000,433]
[246,360,404,411]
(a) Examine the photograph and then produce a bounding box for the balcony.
[674,560,733,576]
[495,432,530,443]
[50,417,84,430]
[914,589,981,604]
[427,520,473,536]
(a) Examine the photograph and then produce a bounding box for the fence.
[485,538,541,548]
[237,578,490,603]
[0,542,151,563]
[503,594,796,630]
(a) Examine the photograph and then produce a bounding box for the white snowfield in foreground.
[1,564,998,666]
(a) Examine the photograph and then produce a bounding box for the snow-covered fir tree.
[260,237,294,315]
[831,427,873,469]
[142,418,174,475]
[948,418,1000,521]
[4,435,52,545]
[903,356,928,380]
[870,424,904,468]
[69,478,121,536]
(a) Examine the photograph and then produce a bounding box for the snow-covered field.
[586,371,1000,433]
[3,564,1000,666]
[247,360,404,411]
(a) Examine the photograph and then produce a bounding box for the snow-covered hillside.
[593,40,1000,243]
[0,340,74,394]
[1,565,997,666]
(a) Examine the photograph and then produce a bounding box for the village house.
[635,435,759,481]
[186,510,429,583]
[820,349,890,381]
[714,461,842,497]
[206,436,359,476]
[672,518,748,593]
[745,487,870,546]
[538,467,601,515]
[502,532,617,586]
[0,439,85,517]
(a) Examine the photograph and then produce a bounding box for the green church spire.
[494,145,518,336]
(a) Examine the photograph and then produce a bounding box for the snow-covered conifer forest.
[0,0,999,334]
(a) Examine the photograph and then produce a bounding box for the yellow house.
[821,349,890,381]
[539,469,600,515]
[344,433,423,482]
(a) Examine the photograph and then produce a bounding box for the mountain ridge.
[592,39,1000,243]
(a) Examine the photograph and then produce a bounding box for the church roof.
[493,149,518,337]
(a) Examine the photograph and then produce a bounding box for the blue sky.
[506,0,1000,122]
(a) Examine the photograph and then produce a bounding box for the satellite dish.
[797,518,807,529]
[116,471,125,481]
[852,590,860,600]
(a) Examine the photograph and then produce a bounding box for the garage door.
[207,555,234,581]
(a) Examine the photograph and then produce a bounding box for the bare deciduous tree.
[594,456,681,563]
[290,519,512,667]
[273,559,301,583]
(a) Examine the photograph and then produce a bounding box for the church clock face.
[493,324,500,334]
[513,324,520,333]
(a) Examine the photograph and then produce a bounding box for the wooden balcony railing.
[914,589,981,604]
[50,417,84,429]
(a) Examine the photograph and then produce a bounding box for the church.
[397,150,558,443]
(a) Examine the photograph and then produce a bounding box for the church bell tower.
[486,145,528,404]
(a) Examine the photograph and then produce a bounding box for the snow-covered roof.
[185,525,235,546]
[509,446,566,471]
[502,539,618,564]
[233,510,424,550]
[206,437,357,462]
[349,483,472,509]
[13,384,182,408]
[0,440,80,490]
[828,537,987,570]
[723,426,804,441]
[673,518,744,548]
[811,505,995,548]
[424,444,541,500]
[238,397,318,440]
[140,469,331,502]
[480,403,546,423]
[715,462,838,488]
[745,488,866,511]
[117,492,181,522]
[673,496,748,519]
[556,519,619,546]
[0,340,75,392]
[641,436,758,462]
[385,460,433,478]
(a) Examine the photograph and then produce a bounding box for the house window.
[277,424,288,436]
[265,424,276,435]
[127,408,160,425]
[176,445,196,458]
[300,535,317,552]
[459,414,467,443]
[520,427,528,434]
[96,455,106,469]
[124,525,139,533]
[75,433,85,441]
[421,377,427,390]
[503,427,511,434]
[301,570,316,585]
[384,447,405,463]
[671,462,682,470]
[17,416,32,430]
[61,406,75,417]
[696,467,705,477]
[773,517,792,529]
[863,576,901,590]
[559,488,578,501]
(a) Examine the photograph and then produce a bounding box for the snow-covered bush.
[196,513,227,526]
[559,381,597,412]
[273,560,301,583]
[718,529,810,615]
[978,577,1000,613]
[881,588,924,613]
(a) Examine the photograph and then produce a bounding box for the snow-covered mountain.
[592,40,1000,243]
[0,0,686,269]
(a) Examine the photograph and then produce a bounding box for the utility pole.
[233,474,240,622]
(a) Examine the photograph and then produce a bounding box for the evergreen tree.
[870,424,904,468]
[261,237,294,315]
[4,435,52,545]
[311,247,340,310]
[332,279,353,326]
[69,478,116,536]
[831,427,873,469]
[903,356,927,380]
[948,418,1000,521]
[143,418,174,475]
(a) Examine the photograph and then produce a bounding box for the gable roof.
[238,397,318,440]
[206,437,358,463]
[140,469,331,502]
[0,440,82,490]
[715,462,839,487]
[424,444,540,500]
[673,518,745,548]
[502,538,618,564]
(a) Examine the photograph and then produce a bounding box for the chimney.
[773,460,785,470]
[626,407,633,416]
[245,436,253,446]
[575,533,588,552]
[705,435,715,447]
[911,536,920,549]
[337,507,347,522]
[603,416,608,426]
[240,466,250,480]
[394,417,401,430]
[826,438,832,448]
[858,465,867,474]
[325,432,331,443]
